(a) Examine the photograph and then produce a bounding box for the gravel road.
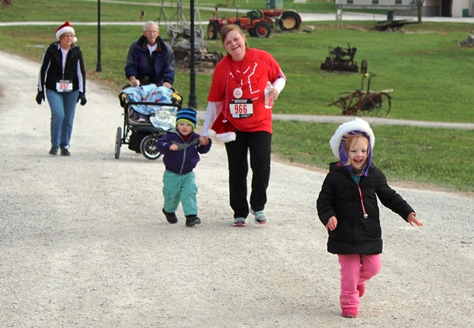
[1,50,473,328]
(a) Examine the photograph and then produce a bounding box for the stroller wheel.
[140,135,161,160]
[115,127,122,159]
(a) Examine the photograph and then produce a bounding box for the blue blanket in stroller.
[121,85,177,130]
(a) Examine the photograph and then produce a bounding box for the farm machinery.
[207,6,302,39]
[373,19,419,32]
[459,34,474,47]
[320,44,368,74]
[167,24,223,68]
[158,0,223,68]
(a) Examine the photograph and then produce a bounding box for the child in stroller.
[115,84,183,160]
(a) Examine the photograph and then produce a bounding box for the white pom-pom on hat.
[329,118,375,160]
[213,130,236,143]
[56,21,77,43]
[207,128,236,143]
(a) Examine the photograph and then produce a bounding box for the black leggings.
[224,131,272,219]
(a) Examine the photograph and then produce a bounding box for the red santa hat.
[207,113,236,143]
[55,21,77,43]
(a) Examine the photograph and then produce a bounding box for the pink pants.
[338,254,382,309]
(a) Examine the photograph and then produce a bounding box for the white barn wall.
[337,0,474,17]
[451,0,471,17]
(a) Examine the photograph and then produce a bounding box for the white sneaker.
[251,209,268,225]
[231,217,247,227]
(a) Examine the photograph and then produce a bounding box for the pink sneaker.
[341,307,358,318]
[357,283,365,297]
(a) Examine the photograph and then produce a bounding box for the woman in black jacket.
[36,21,87,156]
[317,118,423,319]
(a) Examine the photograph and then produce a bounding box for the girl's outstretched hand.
[326,216,337,231]
[407,212,423,227]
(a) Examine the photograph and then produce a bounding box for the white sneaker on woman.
[251,209,268,225]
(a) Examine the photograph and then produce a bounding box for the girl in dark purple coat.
[317,118,423,318]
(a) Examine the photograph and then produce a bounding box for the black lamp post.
[188,0,198,109]
[96,0,102,72]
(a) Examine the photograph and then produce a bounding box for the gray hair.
[143,21,158,31]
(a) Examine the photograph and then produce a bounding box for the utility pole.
[188,0,198,109]
[96,0,102,72]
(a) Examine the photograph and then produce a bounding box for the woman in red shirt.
[200,24,286,227]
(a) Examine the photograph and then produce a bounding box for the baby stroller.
[115,84,182,160]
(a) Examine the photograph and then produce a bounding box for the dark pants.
[224,131,272,219]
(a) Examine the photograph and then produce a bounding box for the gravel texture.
[1,51,473,328]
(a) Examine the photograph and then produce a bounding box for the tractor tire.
[254,22,271,38]
[279,11,302,31]
[324,57,334,72]
[212,52,223,67]
[360,59,368,74]
[207,21,219,40]
[182,51,191,69]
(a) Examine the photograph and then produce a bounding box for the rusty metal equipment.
[327,73,392,117]
[372,10,418,32]
[373,19,418,31]
[167,25,223,68]
[320,44,368,74]
[458,34,474,47]
[158,0,223,68]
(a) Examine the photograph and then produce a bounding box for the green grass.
[1,0,473,192]
[0,0,385,21]
[272,122,474,193]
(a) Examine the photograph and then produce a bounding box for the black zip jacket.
[37,42,86,93]
[317,162,414,255]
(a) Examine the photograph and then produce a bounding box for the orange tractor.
[207,7,302,39]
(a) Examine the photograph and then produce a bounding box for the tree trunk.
[412,0,425,23]
[418,4,423,23]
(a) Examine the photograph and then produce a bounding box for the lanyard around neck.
[357,184,368,219]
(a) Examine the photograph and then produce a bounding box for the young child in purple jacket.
[157,108,212,227]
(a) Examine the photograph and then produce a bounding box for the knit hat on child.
[176,108,197,131]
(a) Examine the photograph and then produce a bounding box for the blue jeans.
[46,89,79,148]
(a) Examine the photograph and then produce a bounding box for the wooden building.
[335,0,473,17]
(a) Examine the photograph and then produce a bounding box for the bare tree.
[411,0,425,23]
